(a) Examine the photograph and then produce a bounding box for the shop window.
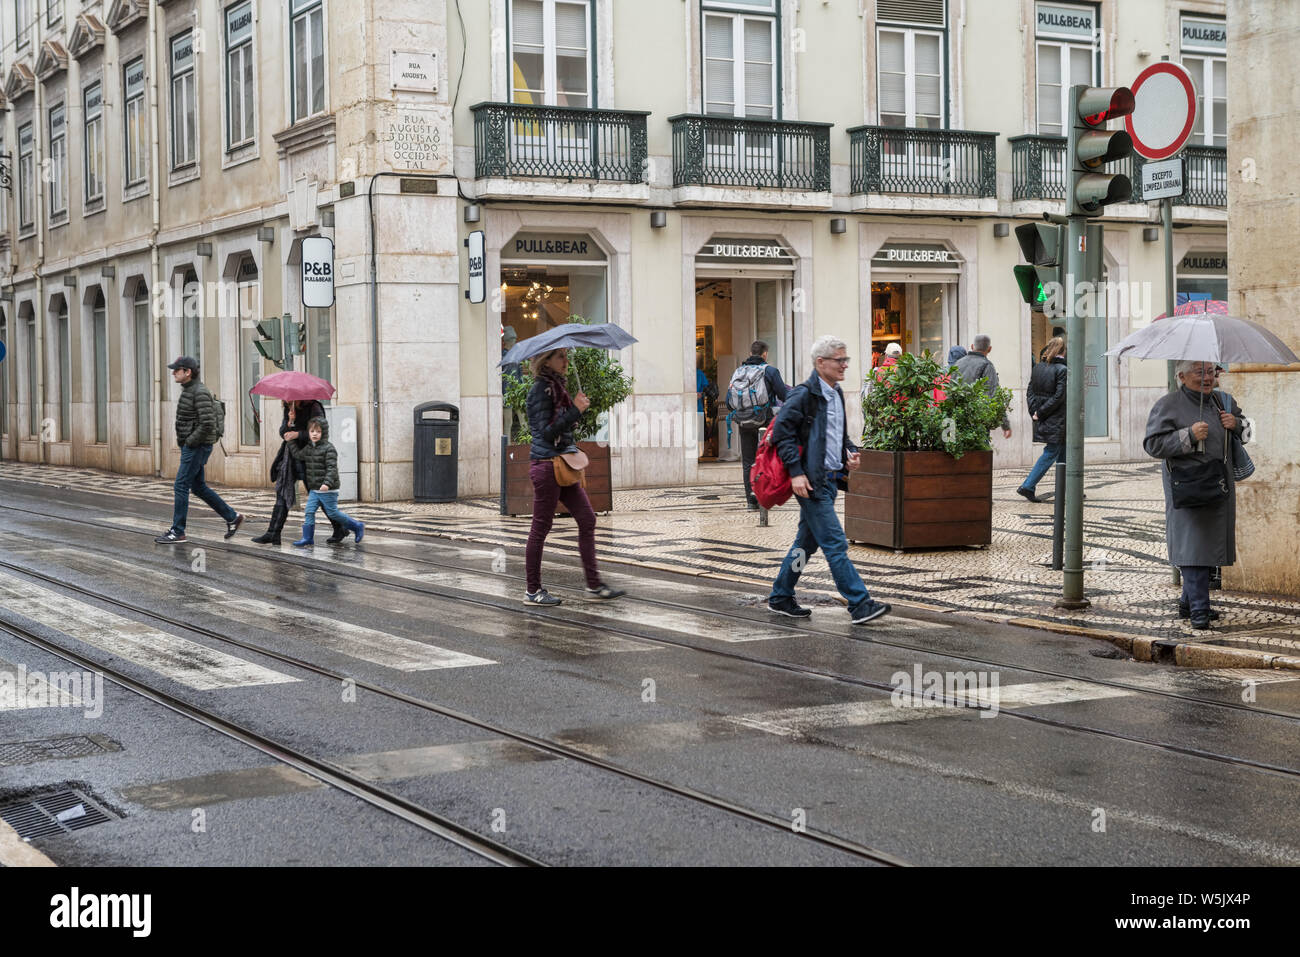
[134,284,152,446]
[306,307,333,383]
[499,233,608,352]
[56,301,70,442]
[92,292,108,444]
[235,256,262,446]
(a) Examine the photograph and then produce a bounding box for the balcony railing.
[849,125,997,197]
[1011,134,1226,208]
[669,114,832,191]
[471,102,649,183]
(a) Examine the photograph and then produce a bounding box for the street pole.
[1058,214,1090,608]
[1163,195,1181,587]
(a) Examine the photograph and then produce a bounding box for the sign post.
[1127,59,1197,589]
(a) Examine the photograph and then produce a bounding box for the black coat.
[270,400,326,483]
[175,378,220,448]
[526,376,582,460]
[1026,357,1067,445]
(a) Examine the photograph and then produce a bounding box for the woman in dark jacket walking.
[522,348,623,606]
[1017,337,1068,503]
[251,399,346,544]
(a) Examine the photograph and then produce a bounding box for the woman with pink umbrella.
[248,371,347,546]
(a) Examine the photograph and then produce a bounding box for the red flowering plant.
[861,351,1011,457]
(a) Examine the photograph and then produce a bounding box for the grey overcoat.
[1142,386,1246,567]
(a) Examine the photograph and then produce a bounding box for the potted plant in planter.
[846,351,1011,549]
[501,321,634,516]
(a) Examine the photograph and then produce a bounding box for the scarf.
[539,367,573,416]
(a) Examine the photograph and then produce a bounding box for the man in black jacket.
[732,340,790,509]
[1017,339,1068,502]
[155,357,243,544]
[767,336,890,625]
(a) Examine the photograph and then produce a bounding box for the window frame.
[289,0,327,124]
[1181,54,1226,149]
[701,6,778,119]
[18,122,36,233]
[1034,39,1097,136]
[225,1,257,151]
[123,55,149,189]
[92,292,109,445]
[235,255,262,447]
[48,102,69,222]
[84,81,106,206]
[876,25,946,128]
[507,0,597,109]
[133,283,152,447]
[47,0,62,28]
[56,300,70,443]
[16,0,33,50]
[169,29,198,171]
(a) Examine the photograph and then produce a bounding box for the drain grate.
[0,787,118,840]
[0,734,122,768]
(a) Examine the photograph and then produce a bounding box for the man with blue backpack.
[726,340,789,510]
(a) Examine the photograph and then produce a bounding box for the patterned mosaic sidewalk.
[3,458,1299,669]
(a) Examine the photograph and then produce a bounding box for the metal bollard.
[758,505,768,527]
[1051,461,1066,571]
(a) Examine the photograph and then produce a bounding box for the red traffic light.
[1078,87,1135,127]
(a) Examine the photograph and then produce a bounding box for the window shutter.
[704,14,735,113]
[877,0,945,27]
[555,2,587,51]
[743,18,774,117]
[914,34,942,120]
[878,31,906,117]
[513,0,544,47]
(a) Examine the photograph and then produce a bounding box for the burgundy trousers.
[526,458,601,593]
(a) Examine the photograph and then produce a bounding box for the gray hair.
[1175,359,1213,377]
[810,335,847,362]
[971,334,991,353]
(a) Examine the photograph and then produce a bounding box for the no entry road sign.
[1125,62,1198,160]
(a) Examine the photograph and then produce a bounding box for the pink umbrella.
[1152,299,1228,321]
[250,370,336,401]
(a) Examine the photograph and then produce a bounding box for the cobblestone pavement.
[4,459,1299,668]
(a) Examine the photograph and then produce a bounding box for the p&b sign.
[301,236,335,308]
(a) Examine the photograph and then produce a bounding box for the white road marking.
[1123,668,1300,691]
[0,573,298,691]
[22,549,495,671]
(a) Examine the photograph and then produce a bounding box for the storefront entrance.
[867,243,961,371]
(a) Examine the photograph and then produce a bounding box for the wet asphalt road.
[1,477,1299,866]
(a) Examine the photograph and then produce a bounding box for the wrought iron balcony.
[471,102,649,183]
[849,125,997,197]
[669,114,832,191]
[1011,135,1226,208]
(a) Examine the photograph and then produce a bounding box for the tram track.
[2,495,1300,804]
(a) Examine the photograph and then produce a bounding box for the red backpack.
[750,426,799,509]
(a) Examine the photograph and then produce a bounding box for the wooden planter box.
[845,450,992,549]
[503,442,613,516]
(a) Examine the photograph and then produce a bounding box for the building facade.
[0,0,1229,501]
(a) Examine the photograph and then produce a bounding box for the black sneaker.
[1190,614,1212,630]
[1177,600,1221,621]
[155,529,187,545]
[1016,486,1038,503]
[768,597,812,619]
[524,589,562,606]
[224,514,244,539]
[851,600,892,624]
[586,584,625,600]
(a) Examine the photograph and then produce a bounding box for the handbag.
[552,449,589,488]
[1167,425,1231,509]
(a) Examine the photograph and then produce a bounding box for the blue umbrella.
[497,322,637,391]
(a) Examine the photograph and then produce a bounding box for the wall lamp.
[1143,227,1159,242]
[993,222,1010,238]
[64,275,77,288]
[258,226,276,244]
[196,242,213,257]
[100,266,116,278]
[650,210,668,229]
[464,203,481,223]
[830,217,847,234]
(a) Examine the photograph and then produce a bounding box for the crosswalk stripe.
[0,573,298,691]
[24,549,495,672]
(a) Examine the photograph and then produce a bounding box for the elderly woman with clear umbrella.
[1142,360,1248,629]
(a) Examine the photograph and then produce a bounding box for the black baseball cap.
[167,356,199,371]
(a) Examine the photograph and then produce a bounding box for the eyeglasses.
[818,356,852,365]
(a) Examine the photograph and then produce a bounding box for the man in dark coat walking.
[953,335,1011,439]
[155,357,243,544]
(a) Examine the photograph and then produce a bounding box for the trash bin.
[413,402,459,502]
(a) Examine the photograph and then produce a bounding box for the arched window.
[93,292,108,444]
[134,283,151,446]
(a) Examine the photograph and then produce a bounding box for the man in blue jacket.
[767,336,891,625]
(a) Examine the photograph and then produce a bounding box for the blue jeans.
[172,444,237,532]
[1180,565,1211,616]
[302,490,360,538]
[1021,443,1063,493]
[769,477,871,615]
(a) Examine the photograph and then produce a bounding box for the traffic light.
[1014,222,1064,316]
[253,318,283,364]
[284,317,304,357]
[1069,86,1135,216]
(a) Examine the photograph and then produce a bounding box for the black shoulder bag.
[1166,424,1230,510]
